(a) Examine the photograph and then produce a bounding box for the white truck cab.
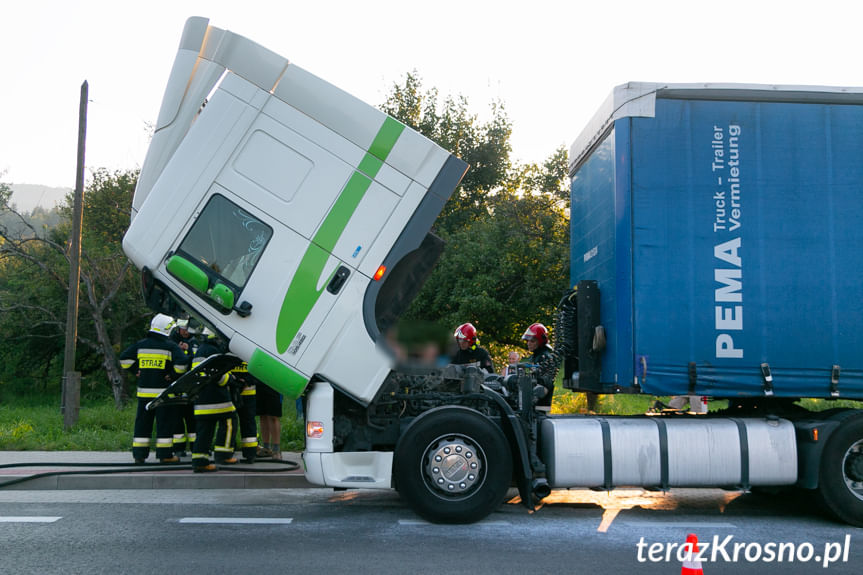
[125,17,466,406]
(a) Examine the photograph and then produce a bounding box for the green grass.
[796,397,863,411]
[552,385,863,415]
[0,394,305,452]
[552,387,653,414]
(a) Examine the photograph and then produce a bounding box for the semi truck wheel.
[817,413,863,526]
[393,406,512,524]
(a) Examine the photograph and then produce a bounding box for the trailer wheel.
[394,406,512,524]
[817,414,863,527]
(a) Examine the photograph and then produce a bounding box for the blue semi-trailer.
[124,18,863,526]
[566,82,863,401]
[555,82,863,527]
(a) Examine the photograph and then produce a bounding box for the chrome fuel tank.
[541,416,797,488]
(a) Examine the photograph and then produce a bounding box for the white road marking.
[178,517,293,524]
[622,521,737,528]
[398,519,511,526]
[0,516,62,523]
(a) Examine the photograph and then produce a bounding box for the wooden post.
[63,372,81,430]
[62,80,87,430]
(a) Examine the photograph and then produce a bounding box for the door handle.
[327,266,350,294]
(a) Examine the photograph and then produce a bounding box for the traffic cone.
[681,533,704,574]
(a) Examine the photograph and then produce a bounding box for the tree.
[380,74,571,360]
[0,170,149,407]
[381,72,513,235]
[0,179,69,391]
[404,147,570,349]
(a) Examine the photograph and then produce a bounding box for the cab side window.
[167,194,273,314]
[177,194,272,290]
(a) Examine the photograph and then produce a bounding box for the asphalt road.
[0,487,860,574]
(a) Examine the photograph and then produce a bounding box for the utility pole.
[62,80,87,430]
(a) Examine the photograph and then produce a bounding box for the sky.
[1,0,861,189]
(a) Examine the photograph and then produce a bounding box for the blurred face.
[525,336,538,352]
[508,352,520,364]
[457,338,470,350]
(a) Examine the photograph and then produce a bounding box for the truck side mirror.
[166,254,209,294]
[166,254,239,314]
[210,282,235,310]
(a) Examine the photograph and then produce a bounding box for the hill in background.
[9,184,70,213]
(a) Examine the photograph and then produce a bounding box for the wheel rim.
[422,434,485,499]
[842,438,863,502]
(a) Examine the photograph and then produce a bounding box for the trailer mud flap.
[576,280,602,389]
[563,280,604,392]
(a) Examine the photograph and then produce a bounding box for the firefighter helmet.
[522,323,548,346]
[149,314,176,336]
[453,323,478,345]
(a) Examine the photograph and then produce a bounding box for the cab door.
[162,94,399,389]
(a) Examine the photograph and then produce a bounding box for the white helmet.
[149,314,175,336]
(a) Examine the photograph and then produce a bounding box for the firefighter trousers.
[236,394,258,461]
[192,412,237,467]
[132,399,177,461]
[173,403,196,455]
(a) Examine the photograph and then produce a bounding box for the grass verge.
[0,394,305,452]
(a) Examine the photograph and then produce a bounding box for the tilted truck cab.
[124,16,467,406]
[125,19,863,526]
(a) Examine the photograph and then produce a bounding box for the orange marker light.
[811,428,819,442]
[373,265,386,281]
[306,421,324,439]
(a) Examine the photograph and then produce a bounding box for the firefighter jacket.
[452,345,495,374]
[120,333,189,398]
[528,344,555,407]
[230,361,258,399]
[192,341,236,418]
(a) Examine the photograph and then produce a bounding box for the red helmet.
[454,323,478,345]
[522,323,548,346]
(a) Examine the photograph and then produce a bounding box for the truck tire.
[393,406,512,524]
[817,413,863,526]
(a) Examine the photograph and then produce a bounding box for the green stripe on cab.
[274,117,405,354]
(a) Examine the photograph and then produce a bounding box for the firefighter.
[190,328,238,472]
[230,361,259,463]
[170,319,198,456]
[451,323,495,373]
[522,322,555,410]
[120,314,190,464]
